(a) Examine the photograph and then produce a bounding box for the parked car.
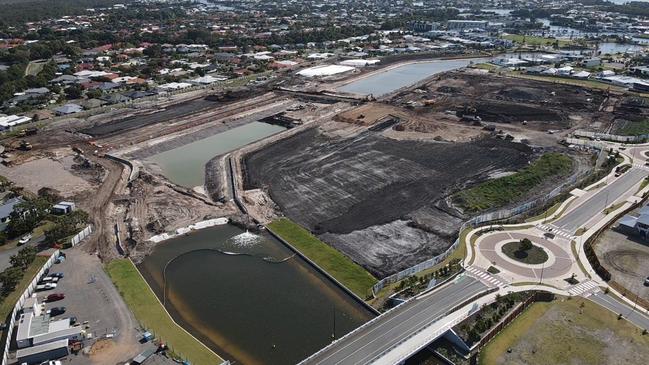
[67,316,77,325]
[644,276,649,286]
[40,361,62,365]
[18,234,32,246]
[40,276,59,283]
[35,283,57,291]
[46,293,65,302]
[49,272,64,278]
[47,307,66,316]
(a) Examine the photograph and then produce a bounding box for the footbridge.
[299,275,491,365]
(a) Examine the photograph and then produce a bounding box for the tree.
[64,85,83,99]
[0,267,23,293]
[520,238,533,251]
[9,246,36,269]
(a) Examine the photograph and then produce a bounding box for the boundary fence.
[573,130,648,144]
[70,225,92,247]
[1,250,60,365]
[371,168,586,295]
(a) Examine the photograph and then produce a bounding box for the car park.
[46,293,65,302]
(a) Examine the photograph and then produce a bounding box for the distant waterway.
[147,121,285,188]
[138,224,374,365]
[337,58,482,97]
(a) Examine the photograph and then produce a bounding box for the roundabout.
[475,231,574,282]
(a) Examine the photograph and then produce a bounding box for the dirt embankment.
[243,127,539,277]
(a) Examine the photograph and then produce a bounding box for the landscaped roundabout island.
[501,238,549,265]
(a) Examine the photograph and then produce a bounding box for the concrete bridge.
[299,275,491,365]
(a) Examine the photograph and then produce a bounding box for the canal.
[337,58,481,97]
[138,224,375,365]
[147,121,286,188]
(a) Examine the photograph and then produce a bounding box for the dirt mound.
[497,87,548,101]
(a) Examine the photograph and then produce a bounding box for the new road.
[553,168,647,233]
[590,292,649,330]
[301,276,488,365]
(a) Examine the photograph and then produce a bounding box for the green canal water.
[138,224,374,365]
[147,121,286,188]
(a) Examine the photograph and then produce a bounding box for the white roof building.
[297,65,355,77]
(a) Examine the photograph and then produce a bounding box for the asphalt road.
[302,275,487,365]
[590,292,649,331]
[0,235,45,271]
[553,168,647,233]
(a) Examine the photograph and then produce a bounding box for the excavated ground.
[244,127,541,277]
[392,71,606,132]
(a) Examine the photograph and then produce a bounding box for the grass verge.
[616,119,649,136]
[0,255,49,348]
[454,153,573,213]
[106,259,223,365]
[267,218,377,298]
[480,298,649,365]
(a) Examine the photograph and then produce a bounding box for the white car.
[35,283,57,291]
[40,361,62,365]
[18,234,32,245]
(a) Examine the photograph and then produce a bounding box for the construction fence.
[0,250,60,365]
[371,168,587,295]
[573,130,648,144]
[70,225,93,247]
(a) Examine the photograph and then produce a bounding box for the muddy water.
[337,58,480,97]
[147,121,286,188]
[138,225,374,365]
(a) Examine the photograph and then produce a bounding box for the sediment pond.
[337,58,481,97]
[138,224,374,365]
[147,121,286,188]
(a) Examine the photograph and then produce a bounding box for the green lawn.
[480,298,649,365]
[24,61,45,76]
[106,259,223,365]
[0,255,49,321]
[616,119,649,136]
[502,34,573,47]
[501,241,548,265]
[454,153,573,213]
[267,218,377,298]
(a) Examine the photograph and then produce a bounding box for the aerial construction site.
[5,55,649,364]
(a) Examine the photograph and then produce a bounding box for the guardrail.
[1,250,60,365]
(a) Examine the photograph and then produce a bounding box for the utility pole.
[332,306,336,341]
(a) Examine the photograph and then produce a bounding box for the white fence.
[371,168,586,295]
[573,130,649,143]
[70,225,93,247]
[1,250,60,365]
